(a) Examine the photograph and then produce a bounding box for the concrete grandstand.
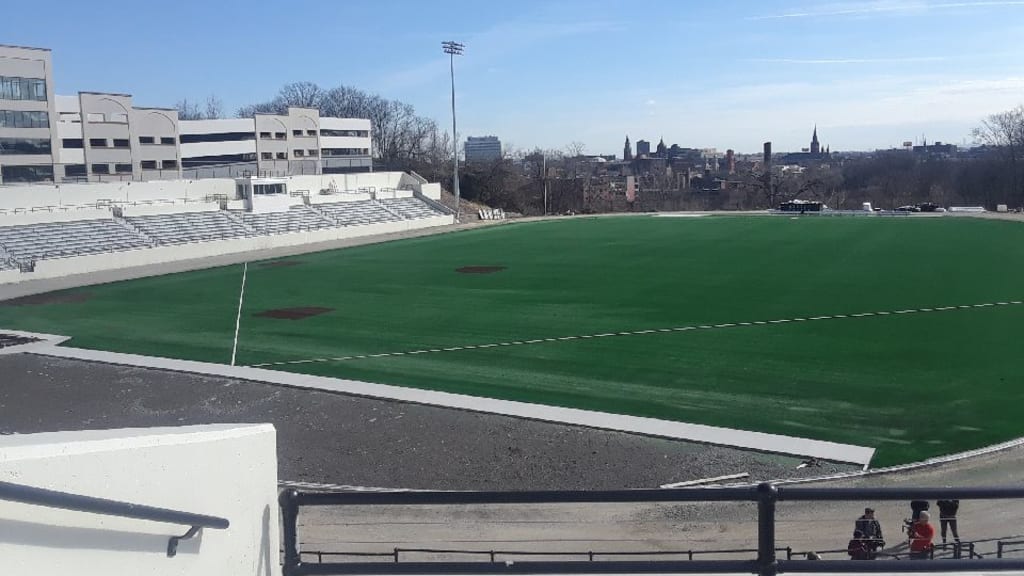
[0,171,453,282]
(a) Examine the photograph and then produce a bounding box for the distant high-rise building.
[623,135,633,161]
[464,136,502,163]
[725,149,735,174]
[636,139,651,158]
[656,138,667,158]
[763,142,772,166]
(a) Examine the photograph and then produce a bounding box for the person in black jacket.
[855,508,885,552]
[936,499,960,543]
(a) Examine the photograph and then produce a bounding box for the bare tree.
[176,95,223,120]
[278,81,325,109]
[204,95,224,120]
[565,141,586,158]
[973,105,1024,206]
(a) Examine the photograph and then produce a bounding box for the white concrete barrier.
[0,423,280,576]
[121,202,222,217]
[0,208,113,227]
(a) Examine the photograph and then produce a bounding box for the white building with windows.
[0,44,372,186]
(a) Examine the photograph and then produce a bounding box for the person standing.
[855,508,885,552]
[908,511,935,559]
[936,499,960,543]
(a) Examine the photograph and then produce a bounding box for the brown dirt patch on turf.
[1,292,94,306]
[259,260,303,268]
[456,266,507,274]
[254,306,334,320]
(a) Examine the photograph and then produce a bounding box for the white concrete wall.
[7,214,453,283]
[120,202,221,217]
[0,178,236,209]
[419,182,442,200]
[0,424,280,576]
[0,208,111,226]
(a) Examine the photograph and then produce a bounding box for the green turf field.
[2,216,1023,466]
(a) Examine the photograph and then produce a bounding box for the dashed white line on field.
[248,299,1023,368]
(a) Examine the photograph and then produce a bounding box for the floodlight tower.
[442,40,464,221]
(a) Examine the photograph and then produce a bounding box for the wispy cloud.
[745,56,947,64]
[747,0,1024,20]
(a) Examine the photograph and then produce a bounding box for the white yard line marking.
[248,299,1023,367]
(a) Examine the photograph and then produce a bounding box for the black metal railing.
[280,483,1024,576]
[998,539,1024,558]
[0,480,229,557]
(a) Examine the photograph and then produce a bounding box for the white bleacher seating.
[234,206,335,235]
[314,200,404,226]
[127,211,251,245]
[380,197,447,220]
[0,218,151,262]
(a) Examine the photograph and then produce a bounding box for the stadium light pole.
[442,40,464,222]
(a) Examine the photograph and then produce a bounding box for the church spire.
[810,124,821,155]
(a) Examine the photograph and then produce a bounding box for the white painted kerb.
[31,346,875,466]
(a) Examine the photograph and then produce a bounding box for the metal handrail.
[280,483,1024,576]
[0,480,229,557]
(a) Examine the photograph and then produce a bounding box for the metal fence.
[280,484,1024,576]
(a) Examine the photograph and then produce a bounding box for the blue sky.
[6,0,1024,153]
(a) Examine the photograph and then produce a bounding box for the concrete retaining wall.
[0,423,280,576]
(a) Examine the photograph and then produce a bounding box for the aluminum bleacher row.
[381,197,444,220]
[234,206,335,235]
[0,197,447,267]
[0,219,152,262]
[127,211,252,245]
[314,200,403,226]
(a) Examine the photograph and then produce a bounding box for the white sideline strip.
[249,299,1023,369]
[660,472,750,489]
[28,345,877,466]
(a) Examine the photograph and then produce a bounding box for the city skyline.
[4,0,1023,154]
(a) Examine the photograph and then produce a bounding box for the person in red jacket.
[908,511,935,559]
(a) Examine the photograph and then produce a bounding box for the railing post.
[279,489,301,576]
[999,541,1004,558]
[786,546,793,560]
[757,483,779,576]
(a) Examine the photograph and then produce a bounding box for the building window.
[113,138,130,148]
[307,130,317,137]
[140,160,157,170]
[320,129,369,137]
[115,163,133,173]
[109,113,129,124]
[293,149,304,157]
[92,164,110,174]
[62,138,83,149]
[179,132,255,144]
[0,76,47,101]
[89,138,107,148]
[161,136,176,145]
[293,129,303,137]
[308,149,318,157]
[321,148,370,157]
[64,164,87,178]
[261,152,272,160]
[86,113,105,123]
[253,183,286,195]
[275,132,286,140]
[139,136,155,145]
[276,152,287,160]
[0,110,49,128]
[162,159,178,169]
[0,137,52,155]
[1,165,53,182]
[259,132,271,139]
